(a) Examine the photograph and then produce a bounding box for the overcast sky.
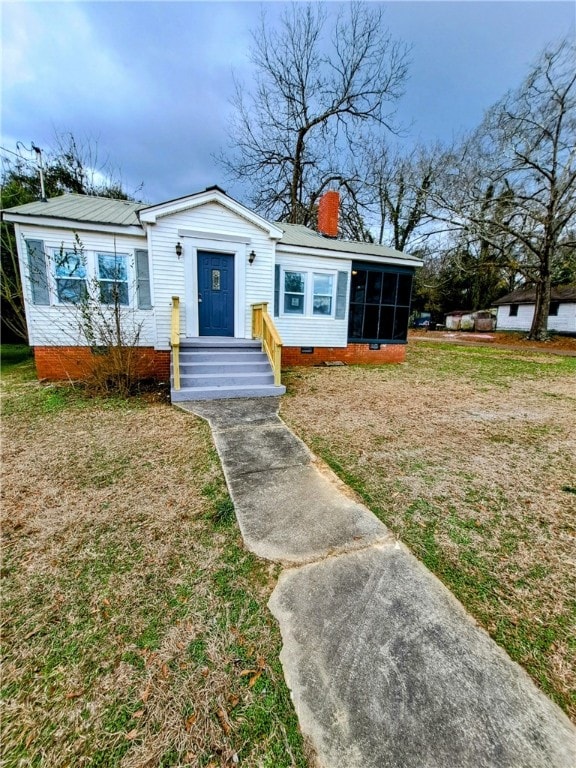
[2,1,574,206]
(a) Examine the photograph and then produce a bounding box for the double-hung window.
[281,268,337,317]
[97,253,129,306]
[54,250,87,303]
[313,273,334,315]
[284,271,306,314]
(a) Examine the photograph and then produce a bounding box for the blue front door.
[198,251,235,336]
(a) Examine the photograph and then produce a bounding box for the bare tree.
[219,2,409,227]
[365,143,445,250]
[432,39,576,339]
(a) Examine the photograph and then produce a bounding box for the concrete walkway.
[179,397,576,768]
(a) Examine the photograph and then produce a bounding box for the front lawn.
[281,341,576,721]
[1,350,309,767]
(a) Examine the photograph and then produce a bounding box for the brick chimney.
[317,190,339,238]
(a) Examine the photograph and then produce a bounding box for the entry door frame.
[181,233,248,338]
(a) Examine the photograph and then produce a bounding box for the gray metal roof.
[2,192,421,264]
[2,193,144,226]
[276,222,421,263]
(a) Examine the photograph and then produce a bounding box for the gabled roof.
[494,285,576,305]
[138,187,283,238]
[276,222,420,264]
[1,193,144,226]
[2,189,422,265]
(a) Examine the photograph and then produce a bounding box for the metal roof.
[2,192,422,264]
[2,193,144,226]
[276,222,421,263]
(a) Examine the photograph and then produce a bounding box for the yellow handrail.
[252,302,283,386]
[171,296,181,390]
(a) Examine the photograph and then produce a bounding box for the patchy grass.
[1,351,309,767]
[281,341,576,721]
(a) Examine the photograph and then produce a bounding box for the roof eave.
[276,242,423,267]
[2,212,145,236]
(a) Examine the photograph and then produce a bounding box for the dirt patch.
[281,344,576,720]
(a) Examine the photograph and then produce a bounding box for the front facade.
[494,286,576,334]
[3,188,422,383]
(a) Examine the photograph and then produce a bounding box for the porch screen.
[348,263,414,343]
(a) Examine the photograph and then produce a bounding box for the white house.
[3,187,422,400]
[494,285,576,335]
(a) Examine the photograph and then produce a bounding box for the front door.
[197,251,235,336]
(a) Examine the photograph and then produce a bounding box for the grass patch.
[281,341,576,721]
[1,352,308,767]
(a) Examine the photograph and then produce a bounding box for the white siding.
[14,224,155,347]
[148,202,275,348]
[497,303,576,333]
[275,253,351,347]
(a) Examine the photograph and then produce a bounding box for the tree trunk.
[528,271,551,340]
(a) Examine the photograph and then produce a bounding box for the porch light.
[175,242,183,258]
[248,250,256,265]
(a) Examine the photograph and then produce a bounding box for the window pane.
[55,252,86,279]
[364,305,379,338]
[98,254,127,281]
[397,274,412,306]
[313,273,333,315]
[350,270,367,303]
[313,296,332,315]
[284,294,305,314]
[393,307,410,340]
[379,306,395,339]
[284,271,305,293]
[381,273,397,304]
[57,279,86,303]
[366,271,383,303]
[348,304,364,338]
[100,281,129,306]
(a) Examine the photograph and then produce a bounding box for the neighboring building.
[444,310,496,332]
[2,187,422,399]
[494,285,576,334]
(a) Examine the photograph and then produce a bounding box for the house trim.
[139,190,283,240]
[3,213,145,237]
[276,243,422,268]
[182,235,247,339]
[178,228,252,245]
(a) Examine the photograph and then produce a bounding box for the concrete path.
[179,398,576,768]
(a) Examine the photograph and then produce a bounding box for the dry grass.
[1,356,308,767]
[281,341,576,720]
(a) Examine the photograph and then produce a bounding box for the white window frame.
[280,266,337,319]
[96,251,130,307]
[52,247,88,305]
[51,247,136,307]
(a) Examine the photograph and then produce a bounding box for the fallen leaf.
[185,713,197,732]
[133,709,145,718]
[239,669,256,677]
[125,729,139,740]
[228,694,240,709]
[102,598,111,606]
[160,663,170,679]
[65,689,85,699]
[216,707,231,735]
[249,671,262,688]
[140,682,152,703]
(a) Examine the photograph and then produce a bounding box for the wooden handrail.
[252,302,283,386]
[171,296,181,390]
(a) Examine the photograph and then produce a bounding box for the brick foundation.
[282,343,406,366]
[33,346,171,382]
